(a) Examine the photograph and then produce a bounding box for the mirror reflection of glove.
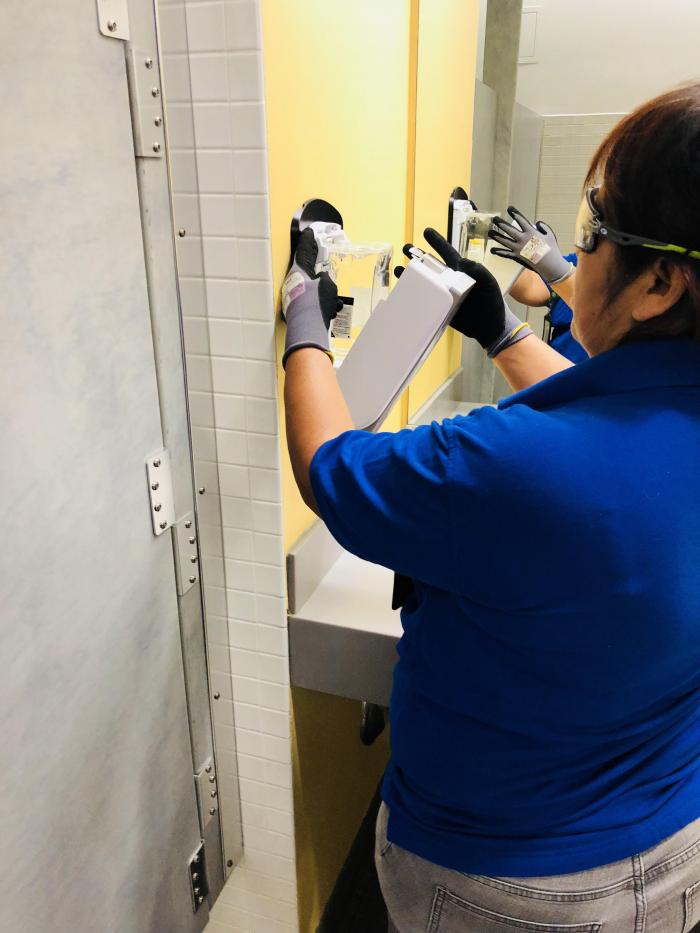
[422,227,533,358]
[490,206,574,284]
[281,228,341,368]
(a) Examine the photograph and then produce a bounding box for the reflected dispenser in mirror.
[447,186,495,264]
[308,221,392,365]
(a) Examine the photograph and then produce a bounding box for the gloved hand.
[281,228,340,368]
[420,227,533,358]
[490,206,574,284]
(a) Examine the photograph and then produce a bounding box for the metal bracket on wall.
[174,513,199,596]
[146,449,175,536]
[96,0,130,40]
[188,842,209,913]
[194,758,219,832]
[125,47,165,158]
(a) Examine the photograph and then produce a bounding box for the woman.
[282,85,700,932]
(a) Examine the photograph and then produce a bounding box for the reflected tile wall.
[158,1,296,930]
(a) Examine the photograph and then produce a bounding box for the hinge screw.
[185,520,192,529]
[160,521,168,530]
[151,482,159,491]
[209,807,216,816]
[190,555,198,564]
[213,693,220,700]
[192,873,199,882]
[209,774,216,783]
[193,886,200,895]
[198,896,204,905]
[198,487,206,495]
[153,143,161,153]
[144,57,153,69]
[193,855,200,864]
[189,575,197,584]
[151,87,160,98]
[178,228,186,237]
[189,536,196,545]
[154,116,163,127]
[205,764,212,773]
[153,459,161,468]
[210,790,217,799]
[227,860,233,868]
[107,19,117,31]
[154,503,162,512]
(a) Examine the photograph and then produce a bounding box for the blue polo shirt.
[547,253,588,364]
[310,338,700,876]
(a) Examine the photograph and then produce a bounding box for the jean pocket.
[428,885,602,933]
[683,880,700,933]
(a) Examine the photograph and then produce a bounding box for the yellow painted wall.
[261,2,479,930]
[407,0,481,418]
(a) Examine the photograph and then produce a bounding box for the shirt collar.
[499,339,700,412]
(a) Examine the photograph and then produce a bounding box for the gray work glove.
[421,228,533,358]
[281,228,340,368]
[490,206,575,284]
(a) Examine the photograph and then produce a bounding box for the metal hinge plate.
[174,513,199,595]
[96,0,130,40]
[146,449,175,536]
[195,758,219,832]
[125,47,165,158]
[188,843,209,913]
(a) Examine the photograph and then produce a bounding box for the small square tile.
[242,320,275,360]
[163,103,195,147]
[206,278,240,317]
[237,237,272,280]
[230,102,265,148]
[199,522,223,557]
[233,150,268,193]
[206,616,229,647]
[218,462,249,496]
[214,394,246,429]
[193,103,231,147]
[258,653,289,685]
[200,194,237,236]
[183,316,209,355]
[226,558,256,592]
[254,563,285,598]
[175,237,204,277]
[239,280,274,322]
[186,354,213,391]
[234,702,261,732]
[203,236,237,278]
[209,317,243,355]
[204,584,227,616]
[158,4,188,53]
[213,697,235,726]
[184,1,226,51]
[256,623,287,656]
[192,425,217,460]
[208,642,230,674]
[237,753,266,782]
[249,467,280,502]
[231,674,260,705]
[258,680,289,713]
[217,429,248,465]
[233,196,270,237]
[221,494,254,529]
[229,647,258,678]
[248,435,279,469]
[197,150,236,193]
[189,390,215,427]
[173,193,201,235]
[258,709,290,740]
[252,532,283,565]
[245,361,276,398]
[161,54,192,102]
[227,588,257,621]
[252,500,282,534]
[223,527,253,560]
[212,357,247,394]
[202,555,225,586]
[246,397,277,434]
[228,618,257,650]
[225,0,261,50]
[179,276,206,316]
[195,459,220,492]
[227,52,263,101]
[255,594,286,627]
[189,53,228,101]
[210,668,232,700]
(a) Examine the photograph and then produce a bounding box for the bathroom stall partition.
[2,0,234,929]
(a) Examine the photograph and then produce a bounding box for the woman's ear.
[632,257,688,322]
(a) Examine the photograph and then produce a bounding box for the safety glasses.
[575,186,700,260]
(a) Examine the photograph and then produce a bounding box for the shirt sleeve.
[309,421,457,591]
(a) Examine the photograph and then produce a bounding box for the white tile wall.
[158,1,297,930]
[535,113,625,253]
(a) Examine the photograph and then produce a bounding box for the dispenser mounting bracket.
[96,0,130,40]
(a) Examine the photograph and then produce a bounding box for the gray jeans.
[375,803,700,933]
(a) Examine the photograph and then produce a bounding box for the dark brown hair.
[585,83,700,341]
